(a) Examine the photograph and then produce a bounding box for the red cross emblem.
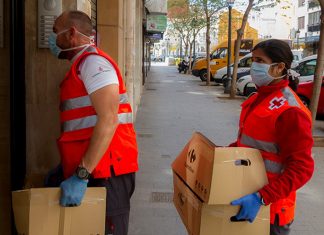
[269,97,287,110]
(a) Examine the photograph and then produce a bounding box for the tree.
[188,5,207,73]
[168,1,192,58]
[229,0,289,98]
[191,0,227,86]
[230,0,254,98]
[310,0,324,123]
[168,0,206,70]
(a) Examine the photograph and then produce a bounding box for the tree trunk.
[206,15,211,86]
[310,3,324,123]
[230,0,254,98]
[184,35,190,57]
[188,41,193,74]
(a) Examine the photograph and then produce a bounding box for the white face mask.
[250,62,286,87]
[48,29,94,58]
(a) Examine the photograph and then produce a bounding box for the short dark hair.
[253,39,299,90]
[66,11,93,36]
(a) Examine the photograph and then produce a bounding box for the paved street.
[129,64,324,235]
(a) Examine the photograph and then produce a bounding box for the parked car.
[213,53,252,84]
[292,54,318,83]
[297,80,324,117]
[236,75,257,96]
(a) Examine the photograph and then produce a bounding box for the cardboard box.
[172,132,270,235]
[173,173,270,235]
[12,188,106,235]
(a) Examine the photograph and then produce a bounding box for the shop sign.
[147,14,167,33]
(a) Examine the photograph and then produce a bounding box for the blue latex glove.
[231,193,262,223]
[60,175,88,207]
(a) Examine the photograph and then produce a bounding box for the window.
[298,17,305,29]
[308,11,321,32]
[296,60,316,76]
[238,57,252,68]
[308,0,320,9]
[212,48,227,59]
[309,11,321,25]
[298,0,305,7]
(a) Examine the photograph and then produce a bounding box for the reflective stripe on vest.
[264,159,284,174]
[281,87,300,107]
[240,133,279,154]
[62,112,133,132]
[61,93,130,111]
[240,133,284,174]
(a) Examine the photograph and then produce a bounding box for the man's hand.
[231,193,262,223]
[60,175,88,207]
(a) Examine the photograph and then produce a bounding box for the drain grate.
[151,192,173,203]
[138,133,153,138]
[146,88,157,91]
[161,154,171,159]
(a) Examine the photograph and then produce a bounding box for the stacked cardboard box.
[12,188,106,235]
[172,132,270,235]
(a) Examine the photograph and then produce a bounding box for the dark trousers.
[270,215,293,235]
[88,169,136,235]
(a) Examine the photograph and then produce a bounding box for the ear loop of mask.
[269,63,287,79]
[58,29,95,52]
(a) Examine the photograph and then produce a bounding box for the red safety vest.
[237,85,311,226]
[57,46,138,179]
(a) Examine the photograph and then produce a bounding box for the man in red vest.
[48,11,138,235]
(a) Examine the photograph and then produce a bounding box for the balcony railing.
[308,24,321,32]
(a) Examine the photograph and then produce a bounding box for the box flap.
[12,188,106,235]
[172,132,216,203]
[209,147,268,204]
[172,132,268,204]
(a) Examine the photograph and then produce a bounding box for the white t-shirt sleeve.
[78,55,119,94]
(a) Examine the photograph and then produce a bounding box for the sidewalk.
[129,65,324,235]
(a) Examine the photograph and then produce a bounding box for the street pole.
[224,3,233,94]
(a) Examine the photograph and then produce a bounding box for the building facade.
[0,0,168,233]
[248,0,294,39]
[293,0,321,55]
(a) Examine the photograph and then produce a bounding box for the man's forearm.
[81,116,118,173]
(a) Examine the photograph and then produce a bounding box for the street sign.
[146,14,167,33]
[147,33,163,40]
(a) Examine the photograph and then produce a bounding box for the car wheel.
[199,69,207,81]
[221,75,227,84]
[244,83,257,97]
[298,95,310,108]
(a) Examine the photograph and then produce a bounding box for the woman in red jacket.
[230,39,314,235]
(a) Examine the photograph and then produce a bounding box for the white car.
[236,75,256,96]
[213,53,252,83]
[293,54,318,83]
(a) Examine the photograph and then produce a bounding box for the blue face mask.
[48,29,93,58]
[250,62,285,87]
[48,32,61,58]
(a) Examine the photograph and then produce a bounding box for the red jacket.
[57,46,138,179]
[232,80,314,225]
